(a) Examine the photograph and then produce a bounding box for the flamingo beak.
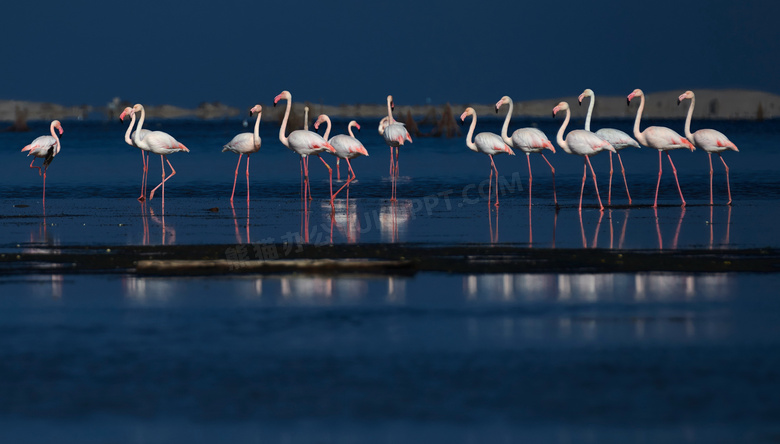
[626,97,631,106]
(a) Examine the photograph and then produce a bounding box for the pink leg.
[654,150,663,208]
[608,151,613,205]
[526,154,533,208]
[579,162,587,211]
[719,154,732,205]
[487,164,493,206]
[317,154,334,211]
[578,209,586,247]
[42,169,47,208]
[489,155,499,207]
[230,153,242,205]
[389,147,394,176]
[666,152,686,207]
[139,151,148,202]
[540,153,557,207]
[333,158,356,199]
[305,156,312,201]
[300,157,304,202]
[336,159,341,181]
[617,152,631,204]
[29,158,42,176]
[586,156,604,211]
[654,207,663,249]
[395,147,400,177]
[708,153,714,206]
[245,154,251,208]
[149,157,176,201]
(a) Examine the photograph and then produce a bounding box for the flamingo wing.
[223,132,260,154]
[595,128,639,149]
[330,134,368,158]
[131,129,151,142]
[567,130,615,154]
[645,126,694,150]
[289,130,335,154]
[145,131,189,153]
[475,132,514,155]
[693,129,739,152]
[384,123,411,146]
[512,128,554,152]
[22,135,58,157]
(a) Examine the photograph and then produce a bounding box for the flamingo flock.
[21,89,740,215]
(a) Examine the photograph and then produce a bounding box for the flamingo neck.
[348,121,358,138]
[464,114,478,153]
[278,96,291,147]
[133,106,146,146]
[632,94,647,146]
[124,113,136,146]
[253,110,262,148]
[500,98,513,146]
[321,116,332,141]
[556,108,572,154]
[584,94,594,132]
[386,98,395,123]
[683,95,695,141]
[49,122,61,155]
[303,107,309,131]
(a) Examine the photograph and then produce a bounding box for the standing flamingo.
[552,102,616,211]
[130,104,190,213]
[578,89,639,205]
[627,89,695,207]
[274,90,336,210]
[314,115,369,199]
[678,90,739,205]
[460,107,515,207]
[496,95,557,207]
[222,104,263,206]
[120,106,152,201]
[381,95,412,202]
[22,120,63,207]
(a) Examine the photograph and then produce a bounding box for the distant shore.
[1,89,777,126]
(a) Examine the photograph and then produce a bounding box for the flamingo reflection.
[231,205,251,244]
[489,207,499,243]
[380,200,411,243]
[709,205,732,248]
[654,207,686,250]
[578,210,604,248]
[149,208,175,245]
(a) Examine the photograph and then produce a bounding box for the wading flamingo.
[120,106,152,201]
[130,104,190,213]
[496,95,557,207]
[627,89,695,207]
[381,95,412,202]
[578,89,639,205]
[552,101,616,211]
[274,90,336,210]
[222,104,263,206]
[314,114,369,199]
[461,107,515,207]
[678,90,739,205]
[22,120,63,207]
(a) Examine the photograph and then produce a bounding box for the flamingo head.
[313,114,328,130]
[119,106,133,122]
[350,121,361,132]
[627,89,643,105]
[578,89,594,105]
[52,120,63,135]
[387,95,394,111]
[495,96,511,113]
[249,104,262,116]
[378,116,389,135]
[459,107,475,124]
[131,103,144,115]
[552,101,569,118]
[677,90,694,105]
[274,91,291,107]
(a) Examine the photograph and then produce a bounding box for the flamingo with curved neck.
[461,107,514,207]
[496,95,557,207]
[678,90,739,205]
[130,104,190,214]
[381,95,412,202]
[315,115,369,199]
[22,119,63,208]
[120,106,152,201]
[578,89,639,205]
[222,104,263,207]
[627,89,695,207]
[553,101,615,211]
[274,90,336,210]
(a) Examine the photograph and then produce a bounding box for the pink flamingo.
[381,95,412,202]
[130,104,190,213]
[313,114,369,199]
[274,90,336,210]
[222,104,263,206]
[627,89,695,207]
[678,90,739,205]
[578,89,640,205]
[552,101,616,211]
[496,95,557,207]
[119,106,152,201]
[460,107,515,207]
[22,120,63,206]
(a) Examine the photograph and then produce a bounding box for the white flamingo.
[627,89,695,207]
[120,106,152,201]
[578,89,639,205]
[678,90,739,205]
[222,104,263,206]
[381,95,412,202]
[130,104,190,213]
[552,101,616,211]
[460,107,515,207]
[274,90,336,210]
[496,95,557,207]
[314,115,369,199]
[21,120,63,206]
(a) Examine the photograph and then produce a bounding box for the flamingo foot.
[138,195,146,202]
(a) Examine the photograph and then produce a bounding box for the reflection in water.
[654,207,686,250]
[380,200,411,243]
[231,205,251,244]
[488,207,499,244]
[609,209,630,249]
[578,210,604,248]
[332,196,359,243]
[149,208,175,245]
[709,205,732,249]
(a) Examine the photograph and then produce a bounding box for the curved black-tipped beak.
[626,98,630,106]
[552,111,556,118]
[677,98,682,106]
[578,99,582,106]
[248,110,253,116]
[495,107,498,114]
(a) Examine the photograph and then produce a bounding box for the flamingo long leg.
[395,147,400,178]
[139,151,148,202]
[666,152,686,207]
[246,154,251,208]
[719,154,732,205]
[489,154,499,207]
[230,153,243,205]
[526,154,533,208]
[617,152,631,204]
[333,158,356,199]
[586,155,604,211]
[608,151,613,206]
[708,153,714,205]
[540,154,557,207]
[149,157,176,201]
[654,150,663,208]
[317,154,334,211]
[488,164,493,207]
[29,158,41,176]
[579,162,587,211]
[336,159,341,181]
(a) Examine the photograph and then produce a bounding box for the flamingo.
[130,104,190,213]
[460,107,515,207]
[552,101,616,211]
[222,104,263,206]
[273,90,336,210]
[496,95,557,207]
[627,89,695,207]
[578,89,639,205]
[381,95,412,202]
[678,90,739,205]
[313,114,369,199]
[21,120,63,206]
[119,106,152,201]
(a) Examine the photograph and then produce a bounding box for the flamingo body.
[511,128,555,154]
[595,128,639,150]
[22,135,59,167]
[461,107,514,207]
[330,134,369,159]
[223,105,262,205]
